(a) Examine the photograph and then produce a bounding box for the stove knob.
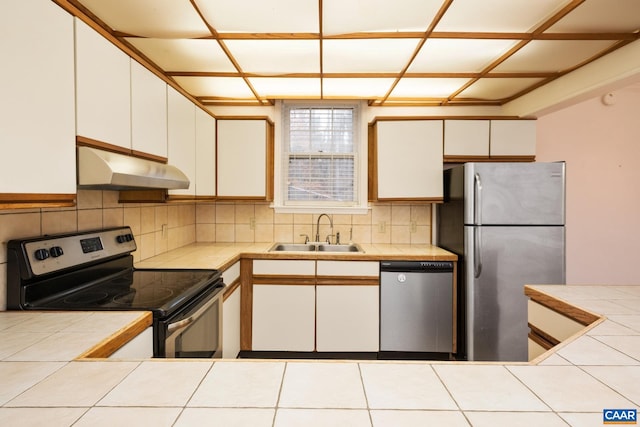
[126,233,134,242]
[34,248,50,261]
[116,235,127,243]
[49,246,64,258]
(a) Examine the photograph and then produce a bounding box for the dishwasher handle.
[380,261,453,273]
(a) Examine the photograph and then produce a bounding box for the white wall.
[536,85,640,285]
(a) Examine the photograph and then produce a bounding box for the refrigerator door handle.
[474,173,482,225]
[474,226,482,278]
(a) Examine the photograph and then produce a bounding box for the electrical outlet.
[378,221,386,233]
[250,217,256,230]
[410,221,417,233]
[161,224,168,238]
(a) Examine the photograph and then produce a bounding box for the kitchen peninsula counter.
[1,282,639,425]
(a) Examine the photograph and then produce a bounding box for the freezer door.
[464,225,565,361]
[463,162,565,225]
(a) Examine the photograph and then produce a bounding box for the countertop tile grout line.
[588,335,640,364]
[574,363,640,408]
[2,359,73,408]
[173,360,217,426]
[430,364,471,426]
[356,362,374,427]
[271,361,289,427]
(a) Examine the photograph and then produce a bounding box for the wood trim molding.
[524,286,601,326]
[252,275,316,286]
[488,155,536,162]
[118,190,167,203]
[77,312,153,359]
[0,193,76,209]
[369,116,526,125]
[77,137,169,163]
[367,123,378,202]
[528,324,558,350]
[240,258,253,351]
[216,116,275,126]
[315,277,379,286]
[223,278,241,302]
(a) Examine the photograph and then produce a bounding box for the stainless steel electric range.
[6,227,224,358]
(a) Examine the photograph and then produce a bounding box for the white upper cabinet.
[195,109,216,197]
[217,119,270,199]
[444,120,490,158]
[130,60,167,158]
[490,120,537,158]
[375,120,443,200]
[0,0,76,195]
[75,19,131,149]
[167,87,196,196]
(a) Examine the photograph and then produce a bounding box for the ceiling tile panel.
[194,0,318,33]
[548,0,640,33]
[323,39,421,73]
[78,0,211,37]
[409,39,518,73]
[173,77,255,98]
[434,0,573,32]
[457,78,546,100]
[126,38,236,72]
[322,0,442,35]
[224,40,319,74]
[323,78,396,98]
[390,77,472,98]
[492,40,618,73]
[248,78,321,98]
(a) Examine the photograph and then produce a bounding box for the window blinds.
[284,105,358,203]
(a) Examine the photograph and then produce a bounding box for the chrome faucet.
[315,213,334,244]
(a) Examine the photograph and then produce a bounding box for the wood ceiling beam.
[375,0,455,106]
[188,0,268,105]
[168,71,559,79]
[115,31,638,42]
[443,0,588,105]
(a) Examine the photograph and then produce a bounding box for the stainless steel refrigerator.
[437,162,565,362]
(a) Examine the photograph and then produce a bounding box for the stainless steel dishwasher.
[380,261,454,354]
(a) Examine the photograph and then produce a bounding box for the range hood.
[77,146,190,190]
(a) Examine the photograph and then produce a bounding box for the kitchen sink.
[269,242,364,253]
[316,243,363,252]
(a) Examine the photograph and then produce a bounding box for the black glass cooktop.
[31,268,222,318]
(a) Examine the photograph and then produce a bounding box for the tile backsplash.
[0,191,431,310]
[195,202,432,246]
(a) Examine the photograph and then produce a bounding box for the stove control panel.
[22,227,137,276]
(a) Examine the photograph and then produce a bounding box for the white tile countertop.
[0,285,639,426]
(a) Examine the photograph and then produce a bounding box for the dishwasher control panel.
[380,260,453,272]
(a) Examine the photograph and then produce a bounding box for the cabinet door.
[0,0,76,195]
[167,87,196,196]
[316,286,379,352]
[223,285,241,358]
[75,19,131,149]
[131,60,167,158]
[252,285,315,351]
[195,109,216,197]
[490,120,536,158]
[376,120,443,200]
[109,327,153,359]
[444,120,490,158]
[217,119,268,198]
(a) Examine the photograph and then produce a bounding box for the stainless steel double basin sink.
[269,242,364,253]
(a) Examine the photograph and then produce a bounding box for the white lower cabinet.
[252,285,316,351]
[223,285,241,359]
[109,327,153,359]
[316,285,379,352]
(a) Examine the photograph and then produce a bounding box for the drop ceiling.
[64,0,639,107]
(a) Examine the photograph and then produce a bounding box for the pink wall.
[536,86,640,285]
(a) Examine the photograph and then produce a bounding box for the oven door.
[158,284,223,358]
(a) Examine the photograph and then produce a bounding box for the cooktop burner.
[31,268,222,317]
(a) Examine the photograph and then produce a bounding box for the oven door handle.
[167,291,221,336]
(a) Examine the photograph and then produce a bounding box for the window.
[282,103,361,209]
